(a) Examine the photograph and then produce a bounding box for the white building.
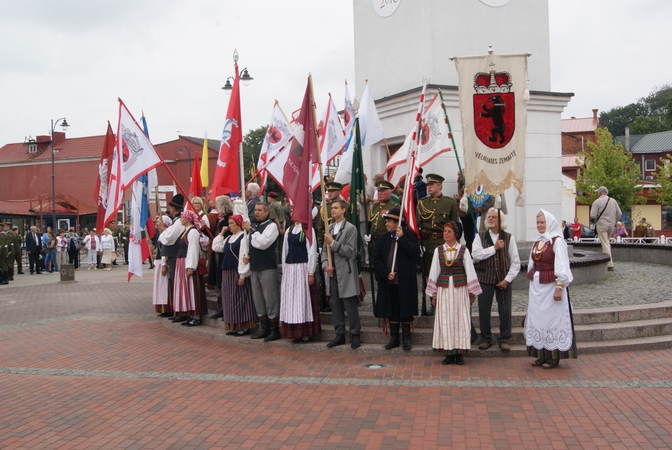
[352,0,571,242]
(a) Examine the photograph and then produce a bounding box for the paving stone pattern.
[1,263,672,448]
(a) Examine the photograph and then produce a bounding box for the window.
[663,206,672,230]
[645,159,656,171]
[28,143,37,153]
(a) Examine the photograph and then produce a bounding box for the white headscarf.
[536,209,563,243]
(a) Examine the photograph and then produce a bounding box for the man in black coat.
[373,208,421,351]
[25,226,43,274]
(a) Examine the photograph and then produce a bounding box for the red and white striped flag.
[311,93,346,191]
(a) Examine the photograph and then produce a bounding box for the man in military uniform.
[12,226,24,275]
[267,191,285,262]
[0,222,12,284]
[3,223,19,280]
[316,181,348,249]
[366,179,400,250]
[417,174,459,314]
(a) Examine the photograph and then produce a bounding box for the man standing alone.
[590,186,621,271]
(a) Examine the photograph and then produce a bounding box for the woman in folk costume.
[172,209,208,327]
[280,204,321,342]
[152,215,172,317]
[426,221,482,365]
[211,214,257,336]
[208,195,233,318]
[525,209,577,369]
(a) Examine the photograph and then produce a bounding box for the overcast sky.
[1,0,669,148]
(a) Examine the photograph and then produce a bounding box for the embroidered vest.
[526,237,557,284]
[285,230,308,264]
[437,246,467,288]
[475,231,511,285]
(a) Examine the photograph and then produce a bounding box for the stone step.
[159,317,672,357]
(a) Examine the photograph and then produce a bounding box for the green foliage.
[575,128,645,212]
[651,154,672,206]
[600,83,672,137]
[242,126,282,196]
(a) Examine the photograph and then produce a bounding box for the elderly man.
[590,186,621,271]
[472,208,520,352]
[246,183,261,225]
[323,200,362,349]
[243,202,281,341]
[25,226,43,275]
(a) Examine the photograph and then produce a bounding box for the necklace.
[532,240,550,261]
[443,245,458,267]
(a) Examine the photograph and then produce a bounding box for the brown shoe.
[478,341,491,350]
[499,342,510,352]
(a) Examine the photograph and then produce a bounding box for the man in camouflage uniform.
[12,226,24,275]
[0,222,12,284]
[417,174,459,314]
[366,179,400,250]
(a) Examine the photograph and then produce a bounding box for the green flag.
[349,118,365,271]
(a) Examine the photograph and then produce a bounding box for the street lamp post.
[178,146,192,182]
[51,117,70,231]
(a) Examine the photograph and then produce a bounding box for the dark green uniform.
[417,194,459,276]
[0,225,11,283]
[368,198,400,249]
[11,229,23,274]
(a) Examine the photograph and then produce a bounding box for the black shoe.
[209,310,223,319]
[235,329,251,337]
[327,334,346,348]
[441,355,454,365]
[225,330,237,336]
[250,319,271,339]
[36,271,43,275]
[455,354,464,365]
[321,306,332,313]
[17,271,24,275]
[385,323,400,350]
[171,316,188,323]
[157,312,172,318]
[264,323,281,342]
[402,323,412,351]
[351,334,361,349]
[185,319,201,327]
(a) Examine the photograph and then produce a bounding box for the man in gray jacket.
[590,186,622,271]
[322,200,361,349]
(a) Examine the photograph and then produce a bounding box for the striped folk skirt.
[280,263,321,340]
[221,269,257,331]
[173,258,206,316]
[432,279,471,355]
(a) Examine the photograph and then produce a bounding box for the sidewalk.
[1,263,671,448]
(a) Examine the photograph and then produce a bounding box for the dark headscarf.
[444,220,463,241]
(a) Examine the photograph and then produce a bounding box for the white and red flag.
[386,94,453,187]
[104,99,162,226]
[311,93,346,191]
[343,80,356,137]
[358,81,384,147]
[282,76,319,244]
[256,101,294,191]
[95,122,115,232]
[212,64,242,200]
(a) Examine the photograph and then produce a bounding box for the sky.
[1,0,670,148]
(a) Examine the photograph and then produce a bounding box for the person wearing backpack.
[590,186,622,272]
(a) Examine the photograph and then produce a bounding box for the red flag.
[95,122,115,233]
[283,77,319,244]
[188,152,203,204]
[212,65,242,201]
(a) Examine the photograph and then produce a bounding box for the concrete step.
[159,316,672,357]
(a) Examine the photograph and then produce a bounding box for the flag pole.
[309,74,332,268]
[391,82,427,272]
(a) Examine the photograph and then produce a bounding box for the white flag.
[257,101,294,191]
[386,94,453,187]
[343,81,356,137]
[333,129,355,185]
[117,100,163,189]
[358,82,384,146]
[311,94,347,191]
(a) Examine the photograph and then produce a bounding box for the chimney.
[592,109,598,121]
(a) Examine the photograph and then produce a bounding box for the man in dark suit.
[25,226,43,274]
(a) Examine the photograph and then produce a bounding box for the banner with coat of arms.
[454,53,528,205]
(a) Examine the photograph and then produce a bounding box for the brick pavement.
[1,266,672,448]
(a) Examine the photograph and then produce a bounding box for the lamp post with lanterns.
[50,117,70,231]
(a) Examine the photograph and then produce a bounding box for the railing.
[567,236,671,245]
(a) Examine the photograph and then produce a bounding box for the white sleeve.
[185,229,201,270]
[250,223,279,250]
[462,248,483,295]
[159,222,185,245]
[471,233,494,262]
[307,227,317,275]
[553,238,573,287]
[281,226,291,268]
[425,247,441,297]
[211,235,226,253]
[505,236,521,282]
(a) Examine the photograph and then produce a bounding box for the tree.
[575,128,645,212]
[651,154,672,206]
[600,83,672,137]
[242,126,282,196]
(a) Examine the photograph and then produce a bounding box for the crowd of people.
[138,170,585,370]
